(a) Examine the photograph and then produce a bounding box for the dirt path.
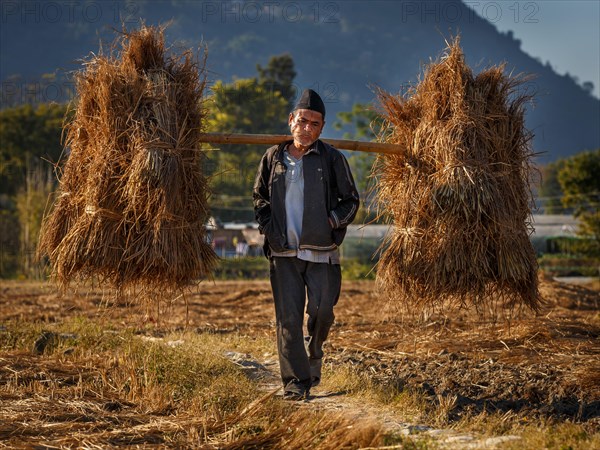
[181,278,599,444]
[223,350,521,449]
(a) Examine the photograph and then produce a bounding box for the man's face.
[289,109,325,147]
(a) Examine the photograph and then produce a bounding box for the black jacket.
[253,140,359,256]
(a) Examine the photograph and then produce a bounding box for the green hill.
[1,0,598,162]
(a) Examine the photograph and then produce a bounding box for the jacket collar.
[278,139,322,157]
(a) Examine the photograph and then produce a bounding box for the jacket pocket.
[263,220,287,253]
[332,227,346,247]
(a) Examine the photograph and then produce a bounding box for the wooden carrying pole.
[198,133,404,155]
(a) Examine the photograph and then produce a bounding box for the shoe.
[283,381,309,400]
[283,390,308,401]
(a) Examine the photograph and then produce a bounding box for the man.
[253,89,360,400]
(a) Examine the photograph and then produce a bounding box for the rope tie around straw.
[83,205,122,220]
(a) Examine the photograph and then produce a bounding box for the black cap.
[294,89,325,118]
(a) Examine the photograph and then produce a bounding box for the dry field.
[1,277,599,448]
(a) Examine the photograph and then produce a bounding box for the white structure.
[345,215,579,241]
[530,215,579,238]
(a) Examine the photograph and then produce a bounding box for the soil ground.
[1,277,599,447]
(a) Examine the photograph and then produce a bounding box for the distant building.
[342,216,581,258]
[210,222,263,258]
[209,215,580,259]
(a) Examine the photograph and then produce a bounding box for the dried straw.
[38,26,217,294]
[374,38,540,312]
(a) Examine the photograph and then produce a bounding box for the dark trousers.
[269,256,341,390]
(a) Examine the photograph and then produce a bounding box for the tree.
[256,54,297,110]
[538,159,568,214]
[15,162,54,278]
[0,103,68,196]
[333,103,383,223]
[333,103,382,141]
[0,103,68,278]
[0,208,19,277]
[206,58,294,221]
[558,149,600,257]
[582,81,594,96]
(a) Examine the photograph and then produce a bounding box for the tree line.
[538,150,600,258]
[0,54,373,278]
[1,55,598,278]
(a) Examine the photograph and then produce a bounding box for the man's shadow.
[308,390,348,400]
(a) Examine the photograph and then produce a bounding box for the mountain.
[1,0,598,163]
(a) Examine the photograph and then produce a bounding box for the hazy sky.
[465,0,600,98]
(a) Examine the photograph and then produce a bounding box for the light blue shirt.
[270,146,340,264]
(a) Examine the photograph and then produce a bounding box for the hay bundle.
[38,26,217,293]
[375,38,540,312]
